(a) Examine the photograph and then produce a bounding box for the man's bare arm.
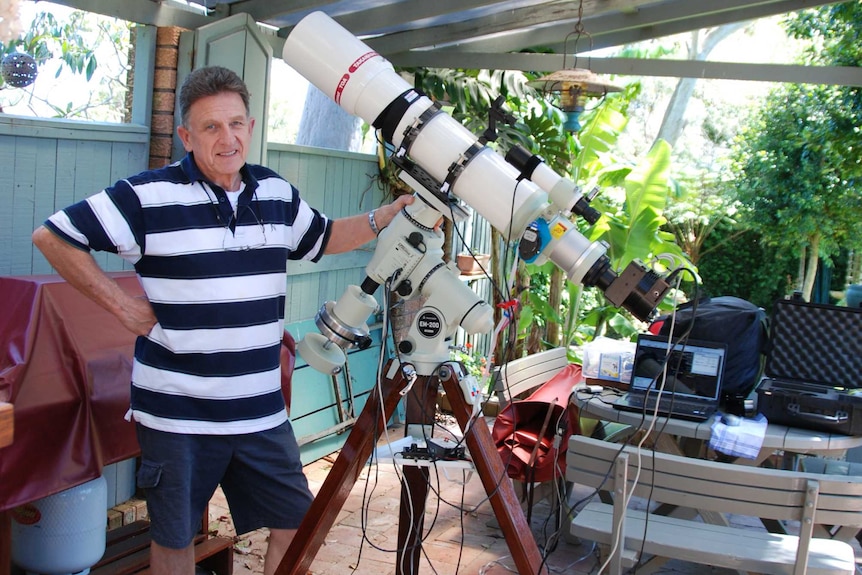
[324,195,414,254]
[31,226,157,336]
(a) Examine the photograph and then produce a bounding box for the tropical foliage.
[696,224,798,312]
[404,66,691,360]
[725,2,862,302]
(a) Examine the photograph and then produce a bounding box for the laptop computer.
[613,334,728,421]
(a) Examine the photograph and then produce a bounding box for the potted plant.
[456,252,491,275]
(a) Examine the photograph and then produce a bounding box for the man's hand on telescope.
[324,194,414,254]
[374,194,415,230]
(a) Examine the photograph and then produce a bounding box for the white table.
[572,385,862,568]
[573,386,862,465]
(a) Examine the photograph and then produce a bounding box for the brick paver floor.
[207,422,861,575]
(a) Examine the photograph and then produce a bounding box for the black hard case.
[755,299,862,435]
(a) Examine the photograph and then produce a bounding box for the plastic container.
[582,336,636,384]
[11,476,107,575]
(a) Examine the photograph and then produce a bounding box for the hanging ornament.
[528,69,621,133]
[1,52,38,88]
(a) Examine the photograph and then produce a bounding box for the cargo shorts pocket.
[136,460,163,490]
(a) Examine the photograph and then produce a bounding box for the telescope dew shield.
[283,11,407,123]
[283,12,547,239]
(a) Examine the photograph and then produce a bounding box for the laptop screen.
[630,334,727,402]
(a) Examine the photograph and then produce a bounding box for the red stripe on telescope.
[334,51,379,104]
[349,51,378,72]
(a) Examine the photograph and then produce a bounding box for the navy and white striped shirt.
[45,153,332,435]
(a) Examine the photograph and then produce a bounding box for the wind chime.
[1,0,38,89]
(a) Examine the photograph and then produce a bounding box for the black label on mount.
[416,311,442,338]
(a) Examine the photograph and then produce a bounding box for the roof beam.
[43,0,213,29]
[279,0,538,35]
[370,0,837,55]
[540,9,779,54]
[227,0,334,24]
[366,0,663,54]
[595,58,862,87]
[504,0,840,55]
[387,52,862,87]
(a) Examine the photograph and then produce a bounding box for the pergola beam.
[45,0,214,29]
[386,52,862,87]
[371,0,837,55]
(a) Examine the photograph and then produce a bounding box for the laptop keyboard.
[625,393,713,419]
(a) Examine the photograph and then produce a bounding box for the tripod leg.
[441,365,548,575]
[274,360,407,575]
[396,374,438,575]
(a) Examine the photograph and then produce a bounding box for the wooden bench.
[566,435,862,575]
[493,347,571,408]
[88,520,233,575]
[799,456,862,544]
[0,402,12,449]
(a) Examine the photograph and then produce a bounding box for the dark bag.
[656,296,767,398]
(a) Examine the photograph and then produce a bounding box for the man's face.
[177,91,255,191]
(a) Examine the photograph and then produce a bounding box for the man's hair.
[178,66,251,126]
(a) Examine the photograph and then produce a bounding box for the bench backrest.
[567,435,862,528]
[493,347,569,407]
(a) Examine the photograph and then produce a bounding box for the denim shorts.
[135,420,313,549]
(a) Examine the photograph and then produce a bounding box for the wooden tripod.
[274,359,547,575]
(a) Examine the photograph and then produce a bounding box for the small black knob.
[396,280,413,297]
[407,232,424,248]
[357,335,373,350]
[398,340,414,354]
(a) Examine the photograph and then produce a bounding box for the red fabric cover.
[648,319,664,334]
[492,363,583,484]
[0,273,143,511]
[0,274,299,511]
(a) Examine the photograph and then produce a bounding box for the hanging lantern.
[527,0,621,133]
[528,68,621,133]
[1,52,38,88]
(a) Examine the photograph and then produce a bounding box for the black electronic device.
[755,299,862,435]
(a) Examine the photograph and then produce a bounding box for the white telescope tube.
[283,11,408,122]
[284,11,670,329]
[281,12,677,323]
[283,11,546,238]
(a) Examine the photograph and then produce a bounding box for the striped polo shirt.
[44,153,332,435]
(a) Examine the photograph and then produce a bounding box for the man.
[32,66,412,575]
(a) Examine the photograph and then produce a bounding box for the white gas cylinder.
[11,476,107,575]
